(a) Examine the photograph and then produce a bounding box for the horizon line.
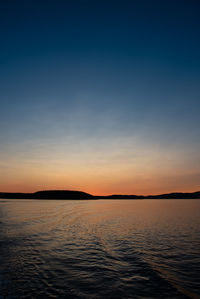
[0,189,200,197]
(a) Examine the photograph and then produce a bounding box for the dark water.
[0,199,200,299]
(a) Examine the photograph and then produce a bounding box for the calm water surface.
[0,199,200,299]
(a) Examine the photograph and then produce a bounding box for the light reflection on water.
[0,199,200,298]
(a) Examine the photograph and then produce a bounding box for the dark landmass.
[0,190,93,199]
[0,190,200,199]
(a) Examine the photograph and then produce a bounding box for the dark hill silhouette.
[146,191,200,199]
[102,191,200,199]
[0,190,200,199]
[0,190,93,199]
[33,190,93,199]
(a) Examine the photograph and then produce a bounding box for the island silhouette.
[0,190,200,199]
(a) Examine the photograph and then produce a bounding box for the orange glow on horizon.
[1,135,199,196]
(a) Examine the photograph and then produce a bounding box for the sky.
[0,0,200,195]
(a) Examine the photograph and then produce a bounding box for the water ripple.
[0,199,200,298]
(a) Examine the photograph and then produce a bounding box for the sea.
[0,199,200,299]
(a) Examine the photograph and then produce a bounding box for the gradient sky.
[0,0,200,195]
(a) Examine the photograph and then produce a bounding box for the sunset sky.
[0,0,200,195]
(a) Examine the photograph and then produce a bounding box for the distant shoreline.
[0,190,200,200]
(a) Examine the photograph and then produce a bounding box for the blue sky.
[0,0,200,194]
